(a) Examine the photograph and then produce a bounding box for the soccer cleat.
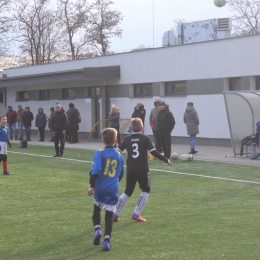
[93,229,102,246]
[3,171,11,175]
[53,154,59,158]
[131,212,147,222]
[112,213,119,222]
[102,240,111,251]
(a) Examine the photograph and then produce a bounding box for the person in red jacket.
[5,106,18,140]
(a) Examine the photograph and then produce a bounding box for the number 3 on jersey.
[104,158,117,177]
[132,143,139,158]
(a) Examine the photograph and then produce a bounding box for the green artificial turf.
[0,144,260,259]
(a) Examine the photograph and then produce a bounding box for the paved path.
[11,136,260,166]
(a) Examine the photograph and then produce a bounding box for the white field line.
[9,151,260,185]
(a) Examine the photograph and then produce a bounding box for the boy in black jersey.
[113,118,172,222]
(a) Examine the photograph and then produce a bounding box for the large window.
[165,81,187,96]
[229,77,241,91]
[62,88,75,99]
[134,83,152,97]
[39,90,50,100]
[18,91,29,101]
[88,87,101,97]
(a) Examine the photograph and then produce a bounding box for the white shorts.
[94,199,116,212]
[0,142,7,155]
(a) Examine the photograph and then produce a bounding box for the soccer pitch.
[1,145,260,260]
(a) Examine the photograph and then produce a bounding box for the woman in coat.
[183,102,199,154]
[35,108,47,141]
[108,105,121,146]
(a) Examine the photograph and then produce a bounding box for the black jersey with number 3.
[118,132,155,172]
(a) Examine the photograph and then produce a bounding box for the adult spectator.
[35,108,47,141]
[183,102,199,154]
[157,101,175,159]
[48,107,55,142]
[132,103,146,126]
[5,106,18,140]
[51,103,68,157]
[67,103,80,144]
[149,99,162,152]
[108,105,121,146]
[23,107,34,141]
[17,105,24,140]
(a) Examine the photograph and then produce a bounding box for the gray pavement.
[11,135,260,166]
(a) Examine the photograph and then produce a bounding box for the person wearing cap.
[51,104,68,157]
[5,106,18,140]
[132,103,146,126]
[156,101,175,159]
[22,107,34,141]
[184,102,199,154]
[149,99,162,152]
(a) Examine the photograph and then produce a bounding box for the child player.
[88,128,124,251]
[113,118,172,222]
[0,116,12,175]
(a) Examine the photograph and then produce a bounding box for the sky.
[96,0,231,53]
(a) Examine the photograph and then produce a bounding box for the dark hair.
[102,128,117,146]
[187,102,194,106]
[131,118,143,132]
[50,107,54,112]
[0,115,7,120]
[25,106,30,110]
[69,103,74,108]
[38,108,43,113]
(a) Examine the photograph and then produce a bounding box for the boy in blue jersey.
[88,128,124,251]
[0,116,12,175]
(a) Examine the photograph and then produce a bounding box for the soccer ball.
[170,152,178,160]
[213,0,226,7]
[179,154,189,162]
[187,154,193,161]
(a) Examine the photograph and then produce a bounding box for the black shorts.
[124,170,151,196]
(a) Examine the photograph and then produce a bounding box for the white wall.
[4,34,260,84]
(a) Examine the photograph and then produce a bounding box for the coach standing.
[51,103,68,157]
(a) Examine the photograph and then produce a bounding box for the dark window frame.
[134,83,153,97]
[62,88,76,100]
[18,91,29,101]
[229,77,241,91]
[165,81,187,96]
[88,87,101,97]
[39,90,50,100]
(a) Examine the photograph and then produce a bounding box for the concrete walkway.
[10,135,260,166]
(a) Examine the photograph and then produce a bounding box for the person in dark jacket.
[108,105,121,146]
[51,103,68,157]
[35,108,47,141]
[184,102,199,154]
[132,103,146,126]
[5,106,18,140]
[157,101,175,159]
[66,103,80,144]
[48,107,55,142]
[22,107,34,141]
[17,105,24,140]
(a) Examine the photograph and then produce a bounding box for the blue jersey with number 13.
[91,147,124,205]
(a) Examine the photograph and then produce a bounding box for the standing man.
[184,102,199,154]
[23,107,34,141]
[149,99,162,152]
[67,103,80,144]
[17,105,24,140]
[5,106,18,140]
[51,103,68,157]
[157,101,175,159]
[132,103,146,133]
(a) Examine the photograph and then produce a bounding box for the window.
[229,77,241,91]
[165,81,187,96]
[134,83,153,97]
[88,87,101,97]
[256,76,260,90]
[63,88,75,99]
[18,91,29,101]
[39,90,50,100]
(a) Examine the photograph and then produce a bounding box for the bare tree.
[11,0,64,65]
[228,0,260,36]
[88,0,123,55]
[0,0,12,61]
[58,0,93,60]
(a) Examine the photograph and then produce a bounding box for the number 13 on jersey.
[104,158,118,177]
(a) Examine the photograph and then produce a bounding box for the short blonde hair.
[102,128,117,146]
[131,118,143,132]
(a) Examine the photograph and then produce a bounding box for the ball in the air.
[179,154,189,162]
[170,152,178,160]
[213,0,226,7]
